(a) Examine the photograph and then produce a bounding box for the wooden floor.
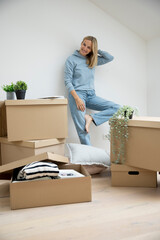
[0,170,160,240]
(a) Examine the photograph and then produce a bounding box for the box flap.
[5,99,68,106]
[0,152,69,178]
[111,163,152,172]
[0,137,65,148]
[128,116,160,129]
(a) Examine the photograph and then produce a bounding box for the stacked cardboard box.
[0,99,68,163]
[0,137,66,164]
[0,99,92,209]
[111,116,159,188]
[111,163,157,187]
[3,99,68,141]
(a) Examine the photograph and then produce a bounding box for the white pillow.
[65,143,110,168]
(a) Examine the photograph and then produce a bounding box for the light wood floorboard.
[0,170,160,240]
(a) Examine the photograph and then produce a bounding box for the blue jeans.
[68,90,120,145]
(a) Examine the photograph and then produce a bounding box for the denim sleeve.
[97,49,114,66]
[64,58,75,93]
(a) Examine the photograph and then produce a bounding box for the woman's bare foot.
[85,114,93,133]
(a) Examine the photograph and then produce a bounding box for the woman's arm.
[64,58,75,93]
[97,49,114,66]
[64,58,85,112]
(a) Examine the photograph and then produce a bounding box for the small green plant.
[107,105,138,164]
[117,105,138,119]
[14,81,27,91]
[2,82,15,92]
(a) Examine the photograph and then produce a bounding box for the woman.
[64,36,120,145]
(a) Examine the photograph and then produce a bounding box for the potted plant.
[2,82,15,100]
[107,105,138,164]
[14,81,28,99]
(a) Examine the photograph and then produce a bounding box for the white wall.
[0,0,147,150]
[147,36,160,116]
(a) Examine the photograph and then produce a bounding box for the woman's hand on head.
[75,97,85,112]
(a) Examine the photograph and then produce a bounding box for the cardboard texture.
[111,116,160,171]
[0,152,92,210]
[111,163,157,187]
[4,99,68,141]
[0,143,2,166]
[0,137,65,165]
[0,101,7,138]
[0,180,10,198]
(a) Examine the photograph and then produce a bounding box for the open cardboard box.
[0,180,10,198]
[111,163,157,187]
[0,99,68,141]
[0,152,92,210]
[0,137,66,165]
[111,116,160,172]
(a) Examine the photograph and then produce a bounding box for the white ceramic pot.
[6,92,15,100]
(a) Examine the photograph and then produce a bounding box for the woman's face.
[79,39,92,56]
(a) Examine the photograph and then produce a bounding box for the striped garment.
[17,161,59,180]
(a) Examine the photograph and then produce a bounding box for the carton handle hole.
[128,171,139,175]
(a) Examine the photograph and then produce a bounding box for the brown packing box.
[0,137,66,165]
[0,142,2,166]
[0,152,92,210]
[0,101,7,138]
[0,99,68,141]
[111,116,160,172]
[0,180,10,198]
[111,163,157,187]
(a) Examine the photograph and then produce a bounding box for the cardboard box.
[0,101,7,138]
[111,163,157,187]
[0,143,2,166]
[0,152,92,210]
[1,99,68,141]
[0,137,65,165]
[111,116,160,171]
[0,180,10,198]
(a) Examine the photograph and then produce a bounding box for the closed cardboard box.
[0,137,65,165]
[111,116,160,171]
[0,152,92,210]
[2,99,68,141]
[111,163,157,187]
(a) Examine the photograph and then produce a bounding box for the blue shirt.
[64,49,114,93]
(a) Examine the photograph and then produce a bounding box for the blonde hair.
[82,36,98,68]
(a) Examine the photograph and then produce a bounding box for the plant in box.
[107,105,138,164]
[2,82,15,100]
[14,81,28,99]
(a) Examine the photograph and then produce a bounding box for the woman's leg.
[86,92,120,126]
[68,91,91,145]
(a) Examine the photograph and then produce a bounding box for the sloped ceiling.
[89,0,160,40]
